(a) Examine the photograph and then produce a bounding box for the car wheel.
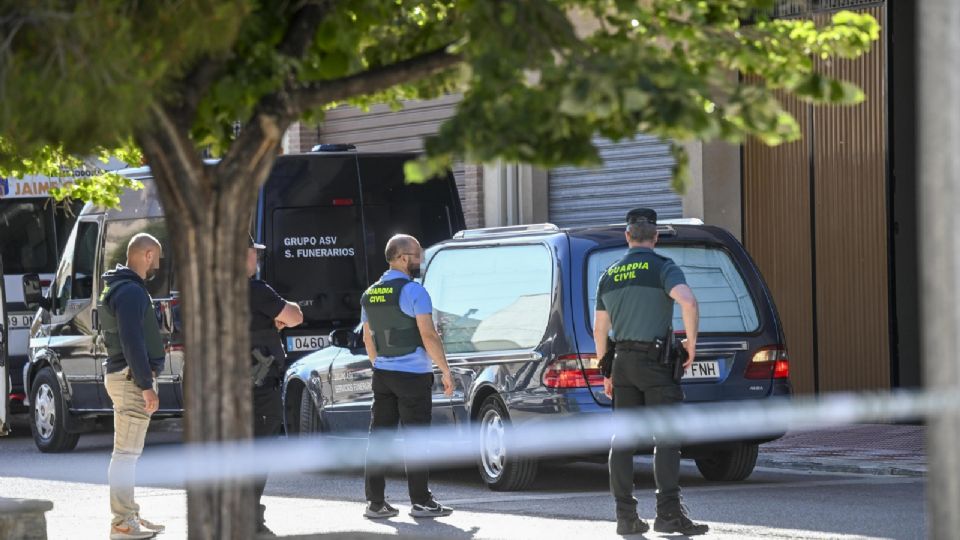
[30,367,80,453]
[298,390,323,436]
[476,394,538,491]
[695,443,759,481]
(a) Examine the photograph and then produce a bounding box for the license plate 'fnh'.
[287,335,328,352]
[682,361,720,380]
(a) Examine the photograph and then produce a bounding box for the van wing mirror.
[329,328,356,349]
[21,274,45,310]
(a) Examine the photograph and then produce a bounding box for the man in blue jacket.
[99,233,166,540]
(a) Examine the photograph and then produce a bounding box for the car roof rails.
[310,143,357,152]
[454,223,561,239]
[659,218,704,225]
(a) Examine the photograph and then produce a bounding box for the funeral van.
[18,149,464,451]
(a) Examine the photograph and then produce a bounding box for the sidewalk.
[758,423,926,476]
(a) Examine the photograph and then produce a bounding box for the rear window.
[102,218,174,298]
[424,244,552,353]
[587,245,760,333]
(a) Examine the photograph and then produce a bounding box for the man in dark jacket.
[247,234,303,534]
[100,233,166,540]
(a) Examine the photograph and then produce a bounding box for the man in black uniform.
[593,208,708,536]
[247,234,303,534]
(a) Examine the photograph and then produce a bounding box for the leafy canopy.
[0,0,879,198]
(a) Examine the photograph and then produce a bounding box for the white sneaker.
[136,514,166,533]
[110,517,156,539]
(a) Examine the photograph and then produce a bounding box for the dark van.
[19,150,464,451]
[259,151,464,357]
[284,221,791,490]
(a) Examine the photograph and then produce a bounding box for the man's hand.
[603,377,614,399]
[682,338,696,369]
[274,319,287,331]
[441,371,454,397]
[142,389,159,415]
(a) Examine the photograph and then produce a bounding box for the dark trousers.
[364,369,434,505]
[608,349,684,518]
[252,379,283,511]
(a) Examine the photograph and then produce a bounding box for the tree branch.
[288,45,463,115]
[277,1,336,59]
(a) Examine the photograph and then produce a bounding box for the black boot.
[616,514,650,535]
[654,504,708,536]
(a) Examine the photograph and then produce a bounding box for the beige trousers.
[104,369,156,525]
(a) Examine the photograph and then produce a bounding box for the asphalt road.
[0,416,927,539]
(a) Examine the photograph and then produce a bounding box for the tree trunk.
[919,1,960,537]
[136,109,287,539]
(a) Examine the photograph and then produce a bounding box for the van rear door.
[357,154,465,280]
[261,155,367,354]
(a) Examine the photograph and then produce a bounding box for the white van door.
[1,254,10,435]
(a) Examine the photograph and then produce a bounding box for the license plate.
[683,361,720,380]
[6,313,33,329]
[286,335,328,352]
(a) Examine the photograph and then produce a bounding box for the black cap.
[626,207,657,225]
[249,234,265,250]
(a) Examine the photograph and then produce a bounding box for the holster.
[599,337,615,378]
[250,347,276,387]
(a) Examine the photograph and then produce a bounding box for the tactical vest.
[98,280,165,361]
[360,278,424,357]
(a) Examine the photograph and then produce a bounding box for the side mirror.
[329,328,356,349]
[21,274,45,310]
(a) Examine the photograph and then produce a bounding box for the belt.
[615,340,662,355]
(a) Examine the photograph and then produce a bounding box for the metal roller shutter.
[548,137,681,228]
[319,95,460,153]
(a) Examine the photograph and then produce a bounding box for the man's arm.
[669,284,699,366]
[416,314,453,397]
[362,322,377,364]
[274,301,303,329]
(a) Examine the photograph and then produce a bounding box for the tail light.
[9,393,26,402]
[543,354,604,388]
[745,346,790,380]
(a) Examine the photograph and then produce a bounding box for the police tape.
[126,388,955,487]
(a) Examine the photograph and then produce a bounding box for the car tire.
[298,390,323,436]
[476,394,538,491]
[30,367,80,453]
[695,443,759,481]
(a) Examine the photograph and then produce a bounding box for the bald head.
[127,233,162,259]
[126,233,162,280]
[385,234,423,278]
[384,234,420,263]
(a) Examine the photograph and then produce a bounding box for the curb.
[756,456,926,477]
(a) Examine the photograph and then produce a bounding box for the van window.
[0,199,82,275]
[424,244,552,353]
[587,245,760,333]
[103,218,173,298]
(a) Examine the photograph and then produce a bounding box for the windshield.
[587,245,760,333]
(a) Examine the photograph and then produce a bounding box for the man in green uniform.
[593,208,708,536]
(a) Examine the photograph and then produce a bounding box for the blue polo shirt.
[360,269,434,373]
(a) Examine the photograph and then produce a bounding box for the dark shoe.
[654,505,709,536]
[410,498,453,518]
[364,501,400,519]
[616,515,650,535]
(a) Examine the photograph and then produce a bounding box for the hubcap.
[34,383,56,440]
[480,408,506,479]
